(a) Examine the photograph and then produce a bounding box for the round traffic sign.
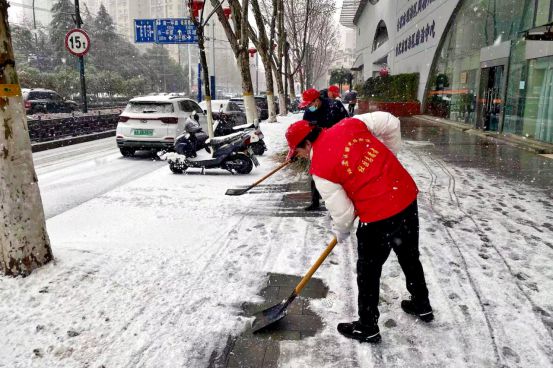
[65,28,91,57]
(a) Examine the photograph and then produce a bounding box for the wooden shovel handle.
[250,160,290,188]
[294,236,338,295]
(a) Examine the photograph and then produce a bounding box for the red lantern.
[379,67,389,77]
[223,7,231,19]
[191,0,205,18]
[248,47,257,57]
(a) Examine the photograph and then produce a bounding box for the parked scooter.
[165,119,259,175]
[214,112,267,156]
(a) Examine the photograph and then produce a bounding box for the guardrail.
[28,110,122,144]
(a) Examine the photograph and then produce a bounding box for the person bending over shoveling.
[285,112,434,344]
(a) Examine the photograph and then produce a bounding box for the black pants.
[348,103,356,116]
[310,177,320,206]
[356,200,429,325]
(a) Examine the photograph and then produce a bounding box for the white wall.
[353,0,461,101]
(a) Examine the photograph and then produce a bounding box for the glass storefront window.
[426,0,535,127]
[534,0,551,26]
[521,56,553,143]
[503,40,527,136]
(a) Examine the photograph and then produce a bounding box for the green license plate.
[133,129,154,136]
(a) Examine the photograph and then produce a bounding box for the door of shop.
[477,65,506,131]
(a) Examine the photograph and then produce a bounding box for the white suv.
[116,96,206,156]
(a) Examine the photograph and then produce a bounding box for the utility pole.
[255,51,258,95]
[31,0,37,44]
[210,20,216,99]
[74,0,88,112]
[188,44,193,95]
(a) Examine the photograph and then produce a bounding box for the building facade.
[8,0,54,28]
[342,0,553,144]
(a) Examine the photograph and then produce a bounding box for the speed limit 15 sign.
[65,28,91,57]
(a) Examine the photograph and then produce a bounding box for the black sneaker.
[304,203,321,211]
[337,321,381,343]
[401,298,434,322]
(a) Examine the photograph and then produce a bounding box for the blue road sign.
[156,18,198,44]
[134,19,156,43]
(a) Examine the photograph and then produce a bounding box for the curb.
[412,115,553,155]
[31,130,116,153]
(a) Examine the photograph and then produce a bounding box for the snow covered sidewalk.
[1,114,552,367]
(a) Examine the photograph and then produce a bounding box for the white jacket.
[312,112,402,233]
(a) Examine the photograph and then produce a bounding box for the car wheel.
[169,162,186,174]
[223,153,253,174]
[120,148,135,157]
[251,141,266,156]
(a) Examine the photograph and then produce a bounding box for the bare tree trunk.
[286,41,296,97]
[250,0,276,122]
[276,0,287,115]
[0,0,53,276]
[212,0,258,125]
[238,0,257,125]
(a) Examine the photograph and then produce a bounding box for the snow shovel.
[225,161,291,196]
[251,236,338,333]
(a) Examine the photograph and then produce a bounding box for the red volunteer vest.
[310,118,418,223]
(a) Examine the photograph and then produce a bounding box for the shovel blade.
[225,187,250,196]
[251,301,289,333]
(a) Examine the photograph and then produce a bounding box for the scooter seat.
[207,131,243,146]
[232,122,255,131]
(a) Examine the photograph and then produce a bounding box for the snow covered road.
[1,115,552,367]
[34,138,165,219]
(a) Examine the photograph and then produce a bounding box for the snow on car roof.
[130,95,196,103]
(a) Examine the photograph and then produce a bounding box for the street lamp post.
[210,20,216,100]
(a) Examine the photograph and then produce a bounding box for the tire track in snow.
[414,150,501,365]
[431,156,553,346]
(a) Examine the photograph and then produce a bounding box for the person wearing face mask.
[300,88,349,129]
[299,88,349,211]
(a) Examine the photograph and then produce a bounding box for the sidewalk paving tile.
[215,273,328,368]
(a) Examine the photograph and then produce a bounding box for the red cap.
[328,85,340,95]
[298,88,320,108]
[285,120,314,161]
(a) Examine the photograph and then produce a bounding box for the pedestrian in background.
[327,85,341,100]
[285,112,434,343]
[328,85,349,112]
[344,88,358,116]
[300,88,349,211]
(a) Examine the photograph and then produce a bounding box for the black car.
[23,89,78,115]
[230,97,263,122]
[254,96,269,120]
[253,95,282,120]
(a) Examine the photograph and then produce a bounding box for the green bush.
[360,73,419,102]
